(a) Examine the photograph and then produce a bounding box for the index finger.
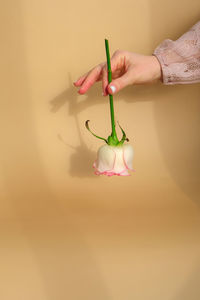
[78,63,104,94]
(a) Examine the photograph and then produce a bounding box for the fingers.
[74,50,129,95]
[107,69,136,95]
[101,51,124,96]
[102,65,108,96]
[73,73,88,87]
[74,64,104,94]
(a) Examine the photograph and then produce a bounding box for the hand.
[74,50,162,96]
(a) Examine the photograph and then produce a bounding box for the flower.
[93,144,134,176]
[82,39,135,177]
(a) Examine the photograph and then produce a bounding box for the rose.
[93,144,134,176]
[75,39,135,176]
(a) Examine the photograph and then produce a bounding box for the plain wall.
[0,0,200,299]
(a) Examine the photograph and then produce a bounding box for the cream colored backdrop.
[0,0,200,299]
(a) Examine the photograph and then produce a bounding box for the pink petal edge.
[92,148,135,177]
[93,162,131,177]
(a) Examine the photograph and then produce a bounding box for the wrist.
[151,55,162,82]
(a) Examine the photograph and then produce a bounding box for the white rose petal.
[93,144,134,176]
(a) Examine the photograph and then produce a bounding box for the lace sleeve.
[153,21,200,84]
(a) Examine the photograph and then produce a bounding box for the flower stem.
[105,39,118,143]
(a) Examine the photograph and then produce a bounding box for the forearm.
[153,21,200,85]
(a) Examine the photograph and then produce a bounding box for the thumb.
[107,71,134,95]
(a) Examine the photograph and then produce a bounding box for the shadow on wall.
[49,74,175,179]
[48,1,200,207]
[174,261,200,300]
[149,1,200,206]
[50,74,98,179]
[148,6,200,300]
[49,1,200,204]
[0,3,111,300]
[1,0,200,299]
[50,69,200,208]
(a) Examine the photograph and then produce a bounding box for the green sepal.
[85,120,108,144]
[107,134,119,146]
[117,122,129,146]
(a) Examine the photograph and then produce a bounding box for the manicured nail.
[110,85,116,94]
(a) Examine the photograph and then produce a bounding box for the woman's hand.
[74,50,162,96]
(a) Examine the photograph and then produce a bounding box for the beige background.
[0,0,200,299]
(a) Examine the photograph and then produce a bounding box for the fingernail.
[110,85,116,94]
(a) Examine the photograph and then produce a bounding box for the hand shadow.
[49,74,103,178]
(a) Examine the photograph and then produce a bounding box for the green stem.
[105,39,118,142]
